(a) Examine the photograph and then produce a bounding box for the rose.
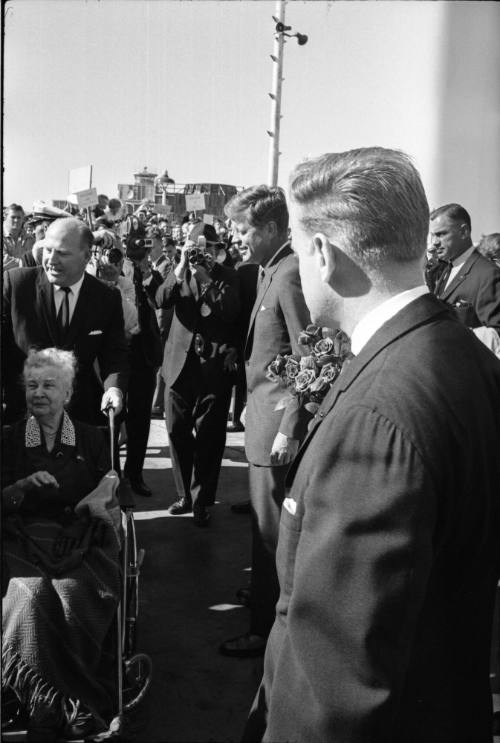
[266,354,286,381]
[298,324,322,347]
[285,357,301,379]
[294,368,316,393]
[319,362,340,383]
[300,355,317,371]
[314,337,335,357]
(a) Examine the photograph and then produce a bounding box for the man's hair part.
[289,147,429,269]
[224,185,289,234]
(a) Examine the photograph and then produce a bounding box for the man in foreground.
[244,148,500,742]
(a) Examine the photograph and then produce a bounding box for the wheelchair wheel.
[122,511,143,656]
[122,653,153,711]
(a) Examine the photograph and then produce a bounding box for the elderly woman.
[2,348,121,742]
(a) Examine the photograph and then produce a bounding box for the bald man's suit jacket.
[2,266,129,425]
[436,248,500,330]
[245,293,500,743]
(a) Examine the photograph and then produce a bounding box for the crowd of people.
[2,148,500,742]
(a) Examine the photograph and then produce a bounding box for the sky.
[4,1,500,233]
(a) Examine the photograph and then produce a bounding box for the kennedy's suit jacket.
[155,263,240,390]
[2,267,129,425]
[244,245,311,466]
[437,248,500,330]
[247,294,500,743]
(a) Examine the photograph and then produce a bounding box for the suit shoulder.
[4,266,42,287]
[470,251,500,279]
[83,272,122,300]
[276,252,300,278]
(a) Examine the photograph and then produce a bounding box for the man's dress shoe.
[219,632,266,658]
[168,498,192,515]
[129,479,152,497]
[193,505,210,527]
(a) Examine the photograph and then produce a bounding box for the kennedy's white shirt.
[53,274,85,323]
[350,285,429,356]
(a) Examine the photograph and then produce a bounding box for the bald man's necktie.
[434,261,453,297]
[56,287,71,344]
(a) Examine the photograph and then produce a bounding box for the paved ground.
[122,420,262,743]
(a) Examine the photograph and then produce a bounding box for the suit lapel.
[286,294,450,485]
[36,269,59,345]
[64,273,91,348]
[245,244,293,353]
[440,250,479,300]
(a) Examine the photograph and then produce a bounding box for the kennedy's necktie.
[257,267,265,291]
[56,287,71,343]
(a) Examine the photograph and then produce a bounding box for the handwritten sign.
[185,193,206,212]
[74,188,99,208]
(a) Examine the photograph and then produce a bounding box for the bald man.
[2,217,129,425]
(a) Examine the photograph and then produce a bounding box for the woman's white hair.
[23,348,77,394]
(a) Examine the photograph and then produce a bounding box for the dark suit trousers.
[165,354,232,509]
[124,350,158,481]
[248,463,288,638]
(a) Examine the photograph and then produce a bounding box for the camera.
[187,247,208,266]
[126,237,149,262]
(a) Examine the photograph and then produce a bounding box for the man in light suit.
[220,186,311,658]
[154,228,240,526]
[244,149,500,742]
[429,203,500,330]
[2,218,128,425]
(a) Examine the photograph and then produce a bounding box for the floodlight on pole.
[267,1,308,187]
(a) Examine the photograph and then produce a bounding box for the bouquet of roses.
[266,324,352,415]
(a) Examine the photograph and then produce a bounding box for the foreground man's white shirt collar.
[351,285,429,356]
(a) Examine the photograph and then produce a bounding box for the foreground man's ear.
[312,233,337,285]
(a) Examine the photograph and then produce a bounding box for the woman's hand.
[17,471,60,491]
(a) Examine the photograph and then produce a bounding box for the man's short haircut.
[7,203,25,215]
[430,203,471,231]
[224,185,289,234]
[108,198,122,211]
[477,233,500,263]
[289,147,429,269]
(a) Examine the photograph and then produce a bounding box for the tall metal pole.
[267,0,286,187]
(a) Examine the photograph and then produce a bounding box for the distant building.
[117,167,239,224]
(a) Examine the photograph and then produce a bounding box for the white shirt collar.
[351,285,429,356]
[451,244,475,268]
[262,241,290,269]
[54,273,85,298]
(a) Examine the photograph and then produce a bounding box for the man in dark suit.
[243,148,500,743]
[155,230,240,526]
[429,203,500,329]
[2,218,128,425]
[220,186,311,657]
[122,237,164,497]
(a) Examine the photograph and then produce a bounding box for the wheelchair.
[1,409,152,741]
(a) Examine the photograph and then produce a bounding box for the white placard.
[74,187,99,208]
[203,213,214,225]
[69,165,92,194]
[185,193,206,212]
[155,204,173,215]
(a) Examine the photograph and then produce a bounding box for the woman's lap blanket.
[2,472,122,728]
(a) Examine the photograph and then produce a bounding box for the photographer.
[121,235,164,497]
[154,226,241,526]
